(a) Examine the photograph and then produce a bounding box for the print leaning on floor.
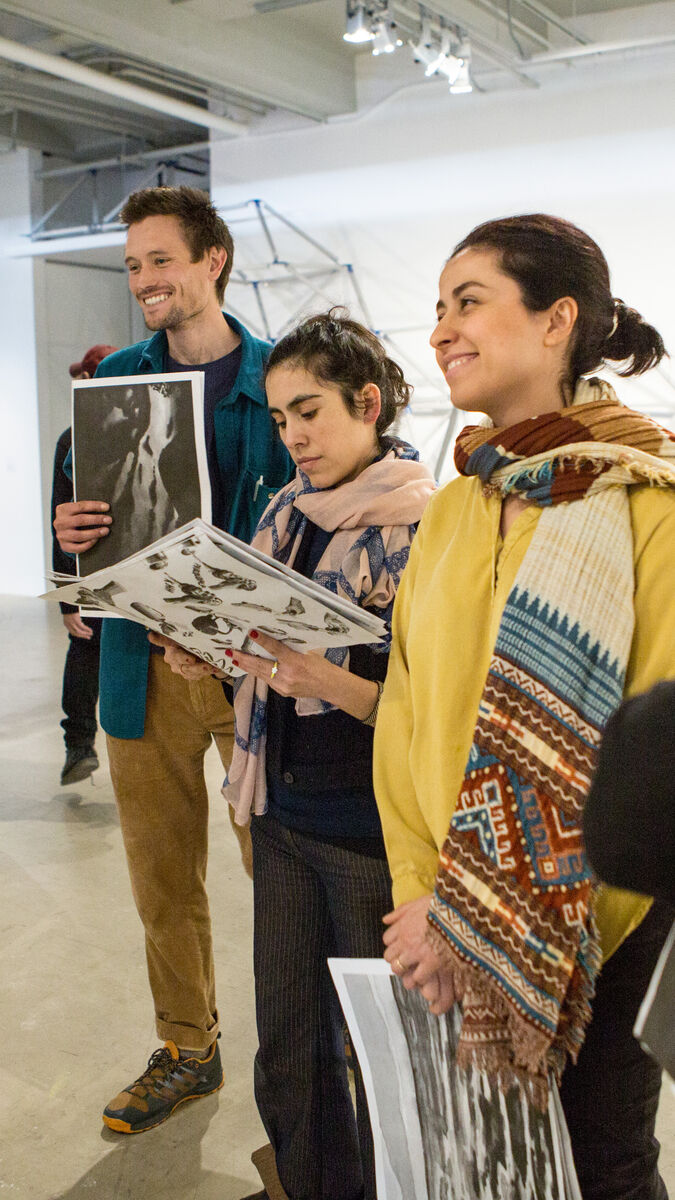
[375,213,675,1200]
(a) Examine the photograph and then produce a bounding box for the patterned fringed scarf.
[428,378,675,1104]
[224,438,435,826]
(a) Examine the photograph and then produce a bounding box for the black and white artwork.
[128,602,180,638]
[72,581,126,610]
[44,518,387,673]
[329,959,581,1200]
[72,373,211,576]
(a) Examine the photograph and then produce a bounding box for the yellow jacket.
[373,478,675,959]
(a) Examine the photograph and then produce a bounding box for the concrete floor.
[1,594,673,1199]
[1,596,265,1199]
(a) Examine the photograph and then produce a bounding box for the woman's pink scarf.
[224,441,435,825]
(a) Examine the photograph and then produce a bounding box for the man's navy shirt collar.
[138,312,267,406]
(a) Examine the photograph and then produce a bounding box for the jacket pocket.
[229,468,285,543]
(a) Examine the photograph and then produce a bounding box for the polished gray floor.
[1,596,264,1198]
[1,595,673,1199]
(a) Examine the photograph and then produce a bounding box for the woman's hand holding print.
[229,630,381,722]
[383,895,456,1015]
[227,630,329,699]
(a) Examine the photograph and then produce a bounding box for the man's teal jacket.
[91,314,291,738]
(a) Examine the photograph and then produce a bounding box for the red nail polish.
[250,629,259,639]
[232,660,239,667]
[224,649,233,657]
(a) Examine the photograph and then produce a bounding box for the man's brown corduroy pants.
[107,652,251,1052]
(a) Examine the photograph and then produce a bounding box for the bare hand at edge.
[63,612,94,639]
[54,500,111,554]
[147,631,229,680]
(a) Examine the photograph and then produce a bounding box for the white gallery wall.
[0,147,132,596]
[211,52,675,468]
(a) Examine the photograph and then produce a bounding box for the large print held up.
[72,372,211,575]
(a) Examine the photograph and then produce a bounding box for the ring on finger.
[270,660,279,680]
[394,956,407,974]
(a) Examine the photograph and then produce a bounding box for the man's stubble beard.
[141,302,182,333]
[140,295,210,334]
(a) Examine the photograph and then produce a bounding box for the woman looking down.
[224,311,435,1200]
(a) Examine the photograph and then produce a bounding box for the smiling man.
[53,187,291,1135]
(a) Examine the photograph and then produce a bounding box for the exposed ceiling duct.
[527,30,675,65]
[0,34,248,137]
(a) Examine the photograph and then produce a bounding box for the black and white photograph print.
[72,372,211,574]
[328,959,581,1200]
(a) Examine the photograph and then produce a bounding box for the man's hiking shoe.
[102,1040,223,1133]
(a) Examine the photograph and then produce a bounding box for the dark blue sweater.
[262,519,388,845]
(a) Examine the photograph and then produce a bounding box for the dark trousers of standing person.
[61,617,102,749]
[251,813,392,1200]
[560,899,673,1200]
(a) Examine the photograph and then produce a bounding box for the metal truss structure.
[220,198,460,480]
[30,142,209,242]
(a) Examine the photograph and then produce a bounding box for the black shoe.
[102,1040,223,1134]
[60,745,99,786]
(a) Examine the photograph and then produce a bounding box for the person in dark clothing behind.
[584,680,675,907]
[584,682,675,1084]
[52,343,118,786]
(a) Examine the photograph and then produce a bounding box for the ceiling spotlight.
[344,3,375,43]
[449,40,473,93]
[418,31,462,80]
[409,41,439,71]
[409,19,436,68]
[371,11,401,55]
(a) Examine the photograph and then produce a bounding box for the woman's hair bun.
[605,297,667,377]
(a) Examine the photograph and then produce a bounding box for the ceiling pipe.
[507,0,588,46]
[0,35,247,137]
[527,31,675,64]
[37,139,212,179]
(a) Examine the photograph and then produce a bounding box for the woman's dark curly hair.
[265,309,411,437]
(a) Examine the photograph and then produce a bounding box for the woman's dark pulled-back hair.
[451,214,666,385]
[265,309,411,437]
[120,186,234,303]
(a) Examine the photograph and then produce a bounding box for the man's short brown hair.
[120,186,234,304]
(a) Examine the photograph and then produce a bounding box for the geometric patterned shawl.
[428,379,675,1102]
[224,437,435,827]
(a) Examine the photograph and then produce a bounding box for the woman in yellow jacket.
[374,213,675,1200]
